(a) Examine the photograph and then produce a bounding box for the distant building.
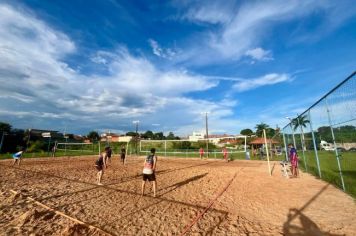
[27,129,62,139]
[188,132,246,145]
[188,132,205,141]
[100,133,132,143]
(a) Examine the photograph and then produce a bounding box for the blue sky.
[0,0,355,136]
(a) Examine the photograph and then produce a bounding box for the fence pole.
[165,140,167,158]
[297,114,307,172]
[289,123,297,149]
[308,111,322,178]
[282,132,288,161]
[325,99,345,191]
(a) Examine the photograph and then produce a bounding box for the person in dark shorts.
[120,146,126,165]
[95,146,110,185]
[106,146,112,164]
[141,148,157,197]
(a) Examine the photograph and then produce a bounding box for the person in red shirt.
[199,147,204,159]
[223,148,228,162]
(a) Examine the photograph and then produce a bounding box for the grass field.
[298,150,356,198]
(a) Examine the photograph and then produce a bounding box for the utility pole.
[133,120,140,155]
[0,132,7,152]
[204,112,210,158]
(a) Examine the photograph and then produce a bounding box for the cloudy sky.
[0,0,355,136]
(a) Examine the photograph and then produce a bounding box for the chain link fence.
[282,71,356,197]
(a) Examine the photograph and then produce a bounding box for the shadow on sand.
[283,184,345,236]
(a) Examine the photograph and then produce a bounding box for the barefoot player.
[141,148,157,197]
[120,145,126,165]
[12,149,24,166]
[95,146,110,185]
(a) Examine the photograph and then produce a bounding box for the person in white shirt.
[12,149,24,166]
[141,148,157,197]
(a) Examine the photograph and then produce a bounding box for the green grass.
[299,150,356,198]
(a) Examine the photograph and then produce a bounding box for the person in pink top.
[289,144,299,178]
[223,148,228,162]
[199,147,204,159]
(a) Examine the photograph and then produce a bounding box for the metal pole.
[0,132,6,152]
[289,123,297,149]
[205,112,209,158]
[325,99,345,191]
[263,129,272,176]
[26,129,31,150]
[282,132,288,161]
[308,110,322,178]
[244,136,247,152]
[296,115,307,171]
[164,140,167,158]
[139,138,142,154]
[135,123,138,154]
[47,136,51,156]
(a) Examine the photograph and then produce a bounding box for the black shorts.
[120,154,125,159]
[143,173,156,181]
[96,165,103,171]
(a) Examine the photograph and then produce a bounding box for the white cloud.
[245,47,273,61]
[233,73,292,92]
[181,1,235,25]
[0,3,231,134]
[148,39,177,60]
[174,0,354,65]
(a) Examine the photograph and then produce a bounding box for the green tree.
[292,114,310,150]
[173,141,191,150]
[317,126,332,143]
[87,131,100,142]
[153,132,164,140]
[142,130,154,139]
[0,122,12,132]
[240,128,253,136]
[166,132,175,140]
[266,128,276,138]
[255,123,269,137]
[27,140,46,152]
[126,131,138,137]
[292,114,310,131]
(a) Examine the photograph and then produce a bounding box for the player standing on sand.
[141,148,157,197]
[120,146,126,165]
[106,146,112,164]
[12,149,24,166]
[223,147,228,162]
[95,146,110,185]
[289,144,299,178]
[199,147,204,159]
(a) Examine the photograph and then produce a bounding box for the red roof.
[249,138,279,144]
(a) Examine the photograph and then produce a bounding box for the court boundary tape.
[179,171,239,236]
[9,189,112,236]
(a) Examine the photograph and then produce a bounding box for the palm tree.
[255,123,269,137]
[291,114,310,131]
[292,114,310,151]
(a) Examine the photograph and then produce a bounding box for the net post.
[263,129,272,176]
[165,140,167,158]
[282,132,288,162]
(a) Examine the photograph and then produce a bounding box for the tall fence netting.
[282,72,356,197]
